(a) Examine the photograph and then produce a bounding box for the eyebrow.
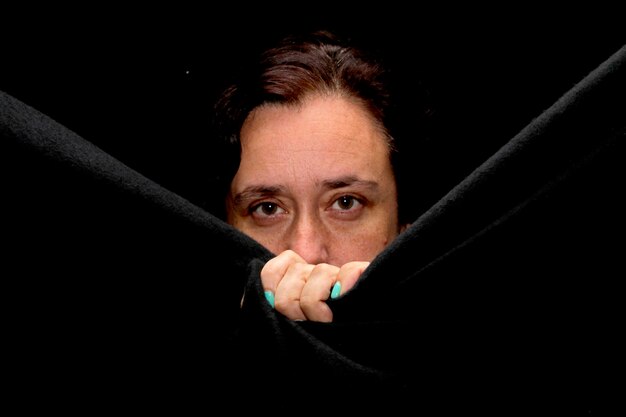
[231,176,379,208]
[320,176,380,191]
[231,185,285,208]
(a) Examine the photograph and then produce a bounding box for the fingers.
[273,262,315,321]
[300,263,340,322]
[298,261,369,322]
[260,249,307,293]
[333,261,370,298]
[260,250,313,320]
[259,250,370,322]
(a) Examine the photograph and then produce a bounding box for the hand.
[260,250,369,322]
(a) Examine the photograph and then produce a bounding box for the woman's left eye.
[331,195,362,211]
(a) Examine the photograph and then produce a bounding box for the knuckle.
[299,292,318,306]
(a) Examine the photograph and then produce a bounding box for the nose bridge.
[288,209,328,264]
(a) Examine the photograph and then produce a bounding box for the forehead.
[240,94,388,153]
[232,94,396,193]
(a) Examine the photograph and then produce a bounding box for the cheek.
[253,234,284,254]
[329,227,394,264]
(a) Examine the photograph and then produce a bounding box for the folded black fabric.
[2,43,624,414]
[1,85,273,412]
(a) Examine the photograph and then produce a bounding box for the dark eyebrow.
[320,176,380,191]
[231,185,285,208]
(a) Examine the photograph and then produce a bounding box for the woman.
[212,30,413,322]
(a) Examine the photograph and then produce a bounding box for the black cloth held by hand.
[2,44,624,414]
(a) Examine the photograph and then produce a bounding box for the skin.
[227,93,405,322]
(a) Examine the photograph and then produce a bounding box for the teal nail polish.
[264,290,275,308]
[330,282,341,299]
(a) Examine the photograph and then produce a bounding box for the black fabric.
[2,43,624,414]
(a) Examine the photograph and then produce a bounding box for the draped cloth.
[2,44,624,414]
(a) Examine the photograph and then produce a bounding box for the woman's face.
[226,94,401,266]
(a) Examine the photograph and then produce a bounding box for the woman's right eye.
[250,202,285,217]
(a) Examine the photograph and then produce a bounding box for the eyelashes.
[248,194,366,221]
[249,201,285,217]
[330,195,363,211]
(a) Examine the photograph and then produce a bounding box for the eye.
[249,202,286,218]
[331,195,363,211]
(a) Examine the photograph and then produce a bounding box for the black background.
[1,7,624,412]
[2,6,624,218]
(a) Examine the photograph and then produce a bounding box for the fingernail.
[330,282,341,299]
[264,290,275,308]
